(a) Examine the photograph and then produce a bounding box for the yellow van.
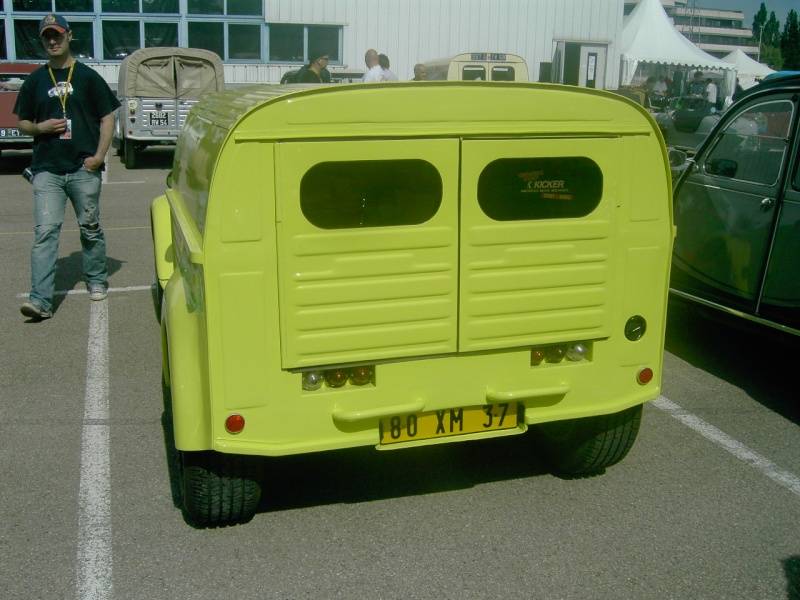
[422,52,528,81]
[152,81,673,525]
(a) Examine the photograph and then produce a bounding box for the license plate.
[149,111,169,126]
[0,128,22,137]
[379,402,518,445]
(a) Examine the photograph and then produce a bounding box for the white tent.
[722,49,775,90]
[620,0,736,97]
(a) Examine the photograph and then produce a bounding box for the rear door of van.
[275,136,618,368]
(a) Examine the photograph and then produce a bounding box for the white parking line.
[16,284,153,299]
[653,395,800,498]
[76,299,113,600]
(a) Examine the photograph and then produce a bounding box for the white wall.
[266,0,624,87]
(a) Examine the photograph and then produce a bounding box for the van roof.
[187,81,655,140]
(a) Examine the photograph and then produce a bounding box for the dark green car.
[669,73,800,337]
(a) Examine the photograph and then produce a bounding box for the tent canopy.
[620,0,736,95]
[722,49,775,90]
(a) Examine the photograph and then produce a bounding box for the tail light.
[302,365,375,391]
[531,342,590,366]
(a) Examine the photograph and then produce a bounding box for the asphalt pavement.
[1,147,798,600]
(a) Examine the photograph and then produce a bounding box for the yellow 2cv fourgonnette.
[151,80,674,525]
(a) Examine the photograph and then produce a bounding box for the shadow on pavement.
[665,297,799,425]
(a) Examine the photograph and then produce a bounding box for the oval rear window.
[478,157,603,221]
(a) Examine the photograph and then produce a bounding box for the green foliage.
[781,10,800,70]
[752,3,767,40]
[752,5,800,71]
[762,45,784,71]
[764,12,782,47]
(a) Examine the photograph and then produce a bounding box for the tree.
[764,12,781,47]
[781,10,800,70]
[762,45,784,71]
[752,3,767,44]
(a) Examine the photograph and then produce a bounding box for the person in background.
[362,49,386,82]
[412,63,427,81]
[653,76,668,96]
[378,54,398,81]
[689,71,706,97]
[705,78,718,107]
[299,50,329,83]
[14,14,120,320]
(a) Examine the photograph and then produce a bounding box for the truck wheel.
[123,138,136,169]
[533,404,643,476]
[180,451,261,526]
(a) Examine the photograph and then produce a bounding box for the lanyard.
[47,60,75,119]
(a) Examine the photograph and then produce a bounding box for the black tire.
[123,137,136,169]
[533,404,643,476]
[180,451,261,526]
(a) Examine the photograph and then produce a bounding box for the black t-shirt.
[14,61,121,175]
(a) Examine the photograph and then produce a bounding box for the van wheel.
[532,404,643,476]
[180,451,261,526]
[123,138,136,169]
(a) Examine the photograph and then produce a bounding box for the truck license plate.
[379,402,518,445]
[149,111,169,126]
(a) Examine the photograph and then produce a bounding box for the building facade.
[1,0,627,89]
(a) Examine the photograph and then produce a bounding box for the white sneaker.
[89,284,108,301]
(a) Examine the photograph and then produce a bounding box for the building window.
[145,22,178,47]
[188,21,224,58]
[268,23,341,63]
[14,18,95,60]
[187,21,259,61]
[188,0,223,15]
[57,0,94,11]
[100,20,178,58]
[301,161,443,229]
[102,0,140,11]
[67,20,95,58]
[229,24,261,60]
[142,0,179,12]
[0,21,6,60]
[7,0,260,62]
[12,0,48,9]
[228,0,261,16]
[186,0,260,15]
[102,21,139,59]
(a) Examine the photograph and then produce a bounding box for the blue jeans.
[29,168,107,312]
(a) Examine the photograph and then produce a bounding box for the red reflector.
[225,414,245,434]
[637,367,654,385]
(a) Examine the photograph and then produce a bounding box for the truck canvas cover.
[118,47,224,99]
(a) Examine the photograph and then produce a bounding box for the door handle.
[760,198,775,211]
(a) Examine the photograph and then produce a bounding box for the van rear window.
[300,160,442,229]
[478,157,603,221]
[462,66,486,81]
[491,66,515,81]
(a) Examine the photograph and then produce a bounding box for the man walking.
[14,14,120,320]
